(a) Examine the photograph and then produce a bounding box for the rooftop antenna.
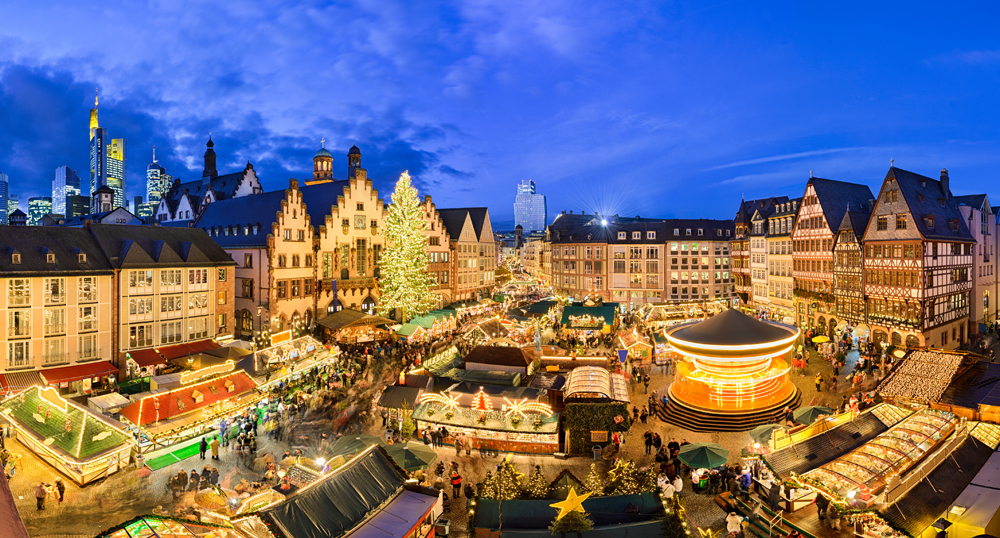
[152,145,157,163]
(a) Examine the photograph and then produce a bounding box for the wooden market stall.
[0,386,133,485]
[618,331,653,365]
[316,309,395,343]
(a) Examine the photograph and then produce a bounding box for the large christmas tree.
[378,171,438,321]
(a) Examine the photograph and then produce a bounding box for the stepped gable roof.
[195,180,349,248]
[807,177,875,234]
[887,167,974,241]
[0,226,113,276]
[954,194,989,211]
[669,308,794,346]
[87,223,235,268]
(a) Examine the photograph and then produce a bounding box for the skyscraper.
[66,195,90,218]
[7,194,18,220]
[0,171,8,225]
[146,147,173,208]
[52,166,82,215]
[27,197,52,226]
[513,179,547,232]
[88,90,126,212]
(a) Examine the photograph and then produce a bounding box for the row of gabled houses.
[733,166,996,350]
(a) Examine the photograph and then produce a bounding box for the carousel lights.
[666,330,799,352]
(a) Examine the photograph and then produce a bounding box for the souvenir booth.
[412,386,559,453]
[315,309,395,344]
[560,304,618,335]
[617,331,653,366]
[117,364,261,452]
[250,332,330,375]
[0,386,133,485]
[395,323,427,343]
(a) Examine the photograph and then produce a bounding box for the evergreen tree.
[608,459,644,495]
[481,460,524,500]
[378,171,437,321]
[524,465,550,499]
[549,510,594,534]
[583,463,606,497]
[480,470,496,499]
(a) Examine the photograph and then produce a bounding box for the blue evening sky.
[1,1,999,227]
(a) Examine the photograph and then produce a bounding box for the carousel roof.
[668,308,795,347]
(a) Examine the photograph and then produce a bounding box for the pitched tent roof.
[463,346,531,367]
[884,167,974,241]
[119,371,257,427]
[316,309,395,331]
[561,305,617,328]
[86,223,236,268]
[668,308,795,347]
[233,446,411,538]
[806,177,875,235]
[472,492,661,530]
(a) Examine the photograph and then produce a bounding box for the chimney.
[940,168,950,199]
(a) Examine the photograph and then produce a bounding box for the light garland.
[419,392,461,412]
[377,171,438,321]
[502,397,553,419]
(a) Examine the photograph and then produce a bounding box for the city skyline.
[2,2,1000,224]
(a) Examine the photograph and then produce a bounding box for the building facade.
[27,197,52,226]
[439,208,496,302]
[862,168,974,349]
[421,196,453,309]
[154,138,262,223]
[732,197,786,306]
[514,179,547,232]
[749,209,771,307]
[106,138,127,210]
[145,148,173,211]
[0,228,114,380]
[832,205,871,327]
[52,166,82,216]
[765,200,800,321]
[955,195,997,333]
[88,92,126,211]
[791,177,874,333]
[665,221,734,303]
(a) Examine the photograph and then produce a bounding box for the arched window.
[239,310,254,333]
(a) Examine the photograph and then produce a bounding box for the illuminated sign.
[180,360,235,385]
[419,392,461,412]
[39,386,69,413]
[270,330,293,346]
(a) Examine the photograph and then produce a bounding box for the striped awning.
[0,370,44,396]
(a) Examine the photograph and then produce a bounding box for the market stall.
[412,386,559,453]
[462,318,511,345]
[618,331,653,365]
[250,334,330,375]
[39,361,119,397]
[94,516,238,538]
[118,367,261,452]
[560,304,618,334]
[316,309,396,343]
[0,386,133,485]
[639,300,730,329]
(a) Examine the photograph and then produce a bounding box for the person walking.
[210,436,221,460]
[177,470,188,492]
[643,373,650,394]
[210,468,220,487]
[816,492,830,521]
[54,477,65,503]
[652,433,662,454]
[35,482,47,511]
[829,506,842,530]
[814,373,823,393]
[189,469,200,491]
[199,436,208,460]
[450,471,462,498]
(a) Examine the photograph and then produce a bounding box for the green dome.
[315,147,333,159]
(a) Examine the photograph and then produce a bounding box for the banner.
[617,349,628,363]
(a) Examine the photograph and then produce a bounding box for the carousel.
[663,308,801,431]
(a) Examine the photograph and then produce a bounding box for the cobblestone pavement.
[12,341,869,537]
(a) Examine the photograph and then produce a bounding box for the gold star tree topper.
[549,487,592,520]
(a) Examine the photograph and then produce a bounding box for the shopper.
[34,482,47,511]
[450,471,462,498]
[199,436,209,460]
[54,477,65,503]
[210,436,221,460]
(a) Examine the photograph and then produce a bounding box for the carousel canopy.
[669,308,795,347]
[317,309,395,331]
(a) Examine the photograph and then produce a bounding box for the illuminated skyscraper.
[513,179,547,232]
[88,90,126,212]
[0,171,7,225]
[7,194,18,220]
[52,166,82,215]
[146,147,172,207]
[27,197,52,226]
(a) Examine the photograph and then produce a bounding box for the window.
[356,239,367,274]
[342,218,350,227]
[8,310,30,338]
[79,334,98,360]
[277,280,288,298]
[78,253,87,263]
[188,314,210,340]
[44,307,66,335]
[895,215,906,230]
[43,337,67,365]
[357,203,364,211]
[218,313,227,331]
[877,216,888,231]
[189,293,208,310]
[244,254,253,268]
[304,279,313,295]
[129,324,153,348]
[686,229,692,235]
[618,232,626,240]
[218,268,227,281]
[297,230,305,241]
[7,341,29,369]
[291,280,300,297]
[160,320,183,344]
[46,252,55,263]
[43,277,66,304]
[283,229,291,240]
[79,305,97,332]
[218,291,227,304]
[322,252,333,279]
[8,279,29,307]
[129,297,153,315]
[188,269,208,285]
[161,269,182,287]
[77,277,97,303]
[11,254,20,264]
[631,231,640,240]
[241,278,254,299]
[292,255,300,267]
[698,229,704,236]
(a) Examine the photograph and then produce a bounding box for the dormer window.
[617,232,626,240]
[726,230,731,236]
[632,231,641,240]
[939,198,946,207]
[949,219,959,231]
[685,229,692,236]
[78,253,87,263]
[46,253,55,264]
[647,231,656,240]
[12,254,20,264]
[924,215,935,228]
[673,228,680,235]
[698,229,704,236]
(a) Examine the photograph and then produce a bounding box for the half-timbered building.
[862,167,974,349]
[832,204,871,327]
[732,197,786,306]
[955,195,997,334]
[792,177,874,334]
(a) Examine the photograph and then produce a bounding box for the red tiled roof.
[38,361,117,385]
[128,348,165,367]
[156,339,222,360]
[119,371,257,427]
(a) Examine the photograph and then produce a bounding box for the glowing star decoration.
[503,397,554,419]
[420,392,461,412]
[472,387,492,412]
[549,487,591,520]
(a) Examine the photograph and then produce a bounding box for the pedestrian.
[35,482,47,511]
[451,471,462,498]
[199,436,208,460]
[816,492,829,521]
[829,374,838,392]
[726,512,743,536]
[54,477,65,503]
[644,431,653,455]
[177,470,188,492]
[464,482,475,508]
[814,373,823,393]
[210,468,220,486]
[210,436,220,460]
[652,433,662,453]
[201,465,212,488]
[190,469,200,491]
[829,506,842,530]
[643,374,650,394]
[768,481,781,512]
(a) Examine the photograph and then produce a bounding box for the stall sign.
[306,343,316,352]
[591,431,608,443]
[39,386,69,412]
[290,349,300,359]
[83,378,92,394]
[270,330,293,346]
[617,350,628,363]
[613,415,624,424]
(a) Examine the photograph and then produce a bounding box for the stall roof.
[939,360,1000,409]
[127,348,165,367]
[316,309,395,331]
[39,361,118,385]
[764,410,890,479]
[94,516,233,538]
[472,492,660,530]
[119,370,257,427]
[523,301,556,316]
[396,324,423,336]
[563,366,629,402]
[561,305,617,328]
[946,451,1000,532]
[377,385,421,409]
[878,349,972,404]
[155,339,222,360]
[233,446,413,538]
[88,392,131,412]
[0,370,43,396]
[463,346,531,368]
[437,368,521,387]
[0,467,29,538]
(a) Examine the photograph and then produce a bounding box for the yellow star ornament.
[549,487,592,520]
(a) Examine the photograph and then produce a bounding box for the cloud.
[707,147,868,171]
[929,50,1000,66]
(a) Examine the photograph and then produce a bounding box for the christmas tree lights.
[524,465,550,499]
[378,171,438,321]
[583,463,606,496]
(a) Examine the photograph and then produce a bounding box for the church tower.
[313,139,333,180]
[203,137,218,178]
[348,145,362,179]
